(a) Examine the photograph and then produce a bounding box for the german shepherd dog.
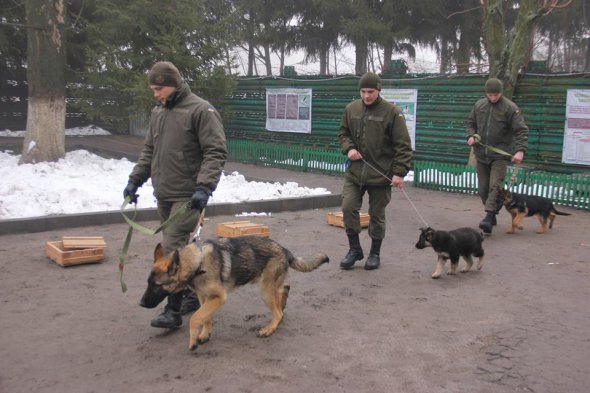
[140,236,329,351]
[415,227,485,279]
[497,189,571,234]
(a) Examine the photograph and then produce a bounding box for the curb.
[0,194,342,235]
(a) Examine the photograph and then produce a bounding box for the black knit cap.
[148,61,182,87]
[485,78,503,94]
[359,72,381,90]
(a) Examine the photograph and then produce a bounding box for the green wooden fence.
[414,161,590,210]
[224,73,590,174]
[228,139,346,175]
[227,140,590,210]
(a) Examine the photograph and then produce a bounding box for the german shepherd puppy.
[415,227,485,279]
[140,236,329,351]
[497,189,571,234]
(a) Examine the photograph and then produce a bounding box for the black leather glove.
[123,180,140,204]
[190,186,210,210]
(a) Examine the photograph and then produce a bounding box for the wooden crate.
[62,236,106,249]
[45,240,105,267]
[216,221,270,238]
[326,212,370,228]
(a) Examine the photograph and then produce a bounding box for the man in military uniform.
[124,61,227,328]
[467,78,529,234]
[338,72,413,270]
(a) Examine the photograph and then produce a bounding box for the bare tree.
[482,0,574,98]
[20,0,66,164]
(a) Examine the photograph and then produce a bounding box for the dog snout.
[139,283,169,309]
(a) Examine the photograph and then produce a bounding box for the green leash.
[472,134,513,158]
[118,196,192,292]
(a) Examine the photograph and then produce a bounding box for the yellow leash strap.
[117,197,192,292]
[472,134,513,158]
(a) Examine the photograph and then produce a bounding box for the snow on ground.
[0,126,332,220]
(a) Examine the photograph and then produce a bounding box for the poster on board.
[266,88,312,133]
[562,89,590,166]
[380,89,418,149]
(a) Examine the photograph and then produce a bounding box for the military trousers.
[157,199,201,311]
[476,159,507,212]
[341,178,392,240]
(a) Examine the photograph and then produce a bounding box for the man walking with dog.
[338,72,413,270]
[123,61,227,328]
[466,77,529,234]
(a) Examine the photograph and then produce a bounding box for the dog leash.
[360,158,429,227]
[118,197,192,292]
[471,134,513,158]
[192,207,206,244]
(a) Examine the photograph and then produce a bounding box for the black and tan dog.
[415,227,485,279]
[140,236,329,351]
[497,189,571,234]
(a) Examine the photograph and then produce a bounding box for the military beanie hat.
[359,72,381,90]
[485,78,503,94]
[148,61,182,87]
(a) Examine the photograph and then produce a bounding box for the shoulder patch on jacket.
[207,105,217,113]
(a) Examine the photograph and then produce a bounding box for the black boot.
[340,234,364,270]
[364,238,382,270]
[180,290,200,315]
[479,211,496,234]
[150,293,182,328]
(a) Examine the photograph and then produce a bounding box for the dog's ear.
[168,250,181,275]
[154,243,165,261]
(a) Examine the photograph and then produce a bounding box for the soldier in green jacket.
[467,78,528,234]
[124,61,227,328]
[338,72,413,270]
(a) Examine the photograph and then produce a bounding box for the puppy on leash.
[497,189,571,234]
[415,227,485,279]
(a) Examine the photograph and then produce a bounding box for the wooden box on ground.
[326,212,370,228]
[216,221,270,238]
[45,236,106,267]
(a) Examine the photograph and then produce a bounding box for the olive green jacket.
[130,83,227,201]
[466,95,528,163]
[339,96,413,186]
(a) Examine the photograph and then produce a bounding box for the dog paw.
[447,271,456,275]
[197,336,210,345]
[460,269,469,273]
[431,274,441,279]
[257,325,277,337]
[189,342,199,351]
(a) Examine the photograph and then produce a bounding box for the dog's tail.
[288,253,329,272]
[552,207,571,216]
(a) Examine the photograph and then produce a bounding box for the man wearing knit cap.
[124,61,227,328]
[467,77,528,234]
[338,72,413,270]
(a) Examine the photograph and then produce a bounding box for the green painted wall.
[224,73,590,174]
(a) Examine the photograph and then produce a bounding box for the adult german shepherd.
[497,189,571,234]
[140,236,329,351]
[415,227,485,279]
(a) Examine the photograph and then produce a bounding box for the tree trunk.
[585,36,590,72]
[439,38,449,74]
[247,41,255,76]
[20,0,66,164]
[263,44,272,76]
[456,28,470,74]
[503,0,543,98]
[483,0,506,77]
[354,38,368,75]
[319,45,328,76]
[382,41,393,74]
